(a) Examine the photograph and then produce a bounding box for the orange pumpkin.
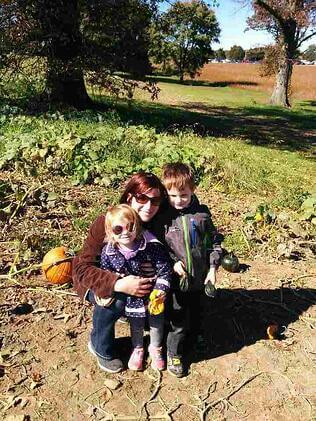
[42,246,73,285]
[267,323,279,340]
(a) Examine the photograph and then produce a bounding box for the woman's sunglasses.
[134,193,161,206]
[112,222,135,235]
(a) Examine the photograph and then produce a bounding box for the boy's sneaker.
[88,341,123,373]
[148,345,165,371]
[167,355,184,378]
[128,347,144,371]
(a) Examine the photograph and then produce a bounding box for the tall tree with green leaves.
[0,0,155,108]
[150,0,220,81]
[215,47,226,60]
[302,43,316,61]
[246,0,316,107]
[227,45,245,61]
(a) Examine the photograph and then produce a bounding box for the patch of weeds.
[300,195,316,224]
[223,229,250,257]
[274,186,311,210]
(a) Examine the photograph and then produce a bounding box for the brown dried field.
[197,63,316,100]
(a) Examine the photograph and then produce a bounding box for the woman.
[72,172,168,373]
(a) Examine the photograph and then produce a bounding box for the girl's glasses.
[134,193,161,206]
[112,222,135,235]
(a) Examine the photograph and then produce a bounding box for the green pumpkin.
[204,281,216,298]
[221,253,240,273]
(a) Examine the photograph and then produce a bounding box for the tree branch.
[297,30,316,47]
[254,0,285,26]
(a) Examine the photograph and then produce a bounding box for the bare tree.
[247,0,316,106]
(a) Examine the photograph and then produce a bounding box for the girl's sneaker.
[149,345,165,371]
[128,347,144,371]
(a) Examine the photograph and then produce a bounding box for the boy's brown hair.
[105,204,142,245]
[162,163,195,191]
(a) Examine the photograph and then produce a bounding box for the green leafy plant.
[300,195,316,225]
[245,204,276,225]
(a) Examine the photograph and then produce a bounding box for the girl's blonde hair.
[105,204,142,245]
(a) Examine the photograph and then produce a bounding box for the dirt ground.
[1,257,315,421]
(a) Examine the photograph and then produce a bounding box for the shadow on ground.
[102,99,316,154]
[1,92,315,154]
[108,287,316,375]
[188,287,316,366]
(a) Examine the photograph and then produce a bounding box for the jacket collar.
[104,230,160,256]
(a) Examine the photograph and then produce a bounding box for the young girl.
[99,204,172,371]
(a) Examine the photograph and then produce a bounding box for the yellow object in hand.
[148,289,165,315]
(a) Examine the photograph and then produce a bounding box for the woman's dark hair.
[119,172,167,205]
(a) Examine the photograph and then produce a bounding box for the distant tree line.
[213,45,271,63]
[213,44,316,63]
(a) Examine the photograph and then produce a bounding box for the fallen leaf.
[101,387,112,403]
[30,380,41,390]
[32,308,48,314]
[84,405,96,417]
[3,394,24,411]
[30,372,42,383]
[103,378,121,390]
[0,348,12,363]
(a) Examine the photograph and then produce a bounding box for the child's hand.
[173,261,186,277]
[204,267,217,286]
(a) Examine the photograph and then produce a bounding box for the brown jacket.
[72,215,119,300]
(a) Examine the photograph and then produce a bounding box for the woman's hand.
[173,261,186,277]
[204,267,217,285]
[114,275,153,297]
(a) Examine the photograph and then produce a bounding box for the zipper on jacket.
[182,215,192,276]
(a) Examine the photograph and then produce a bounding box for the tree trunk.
[46,63,91,109]
[42,0,92,108]
[270,52,292,107]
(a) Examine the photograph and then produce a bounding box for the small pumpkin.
[221,252,240,273]
[267,323,279,340]
[42,246,73,285]
[204,281,216,298]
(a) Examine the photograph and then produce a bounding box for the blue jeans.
[87,291,126,360]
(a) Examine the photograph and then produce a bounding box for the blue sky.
[161,1,313,51]
[215,0,274,50]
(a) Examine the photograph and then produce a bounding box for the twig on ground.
[138,370,162,420]
[83,386,106,401]
[236,290,299,317]
[25,286,77,296]
[125,392,137,408]
[203,371,265,419]
[291,289,316,305]
[1,263,42,279]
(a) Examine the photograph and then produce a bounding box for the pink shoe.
[128,347,144,371]
[149,345,165,371]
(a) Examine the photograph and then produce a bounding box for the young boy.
[160,163,223,377]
